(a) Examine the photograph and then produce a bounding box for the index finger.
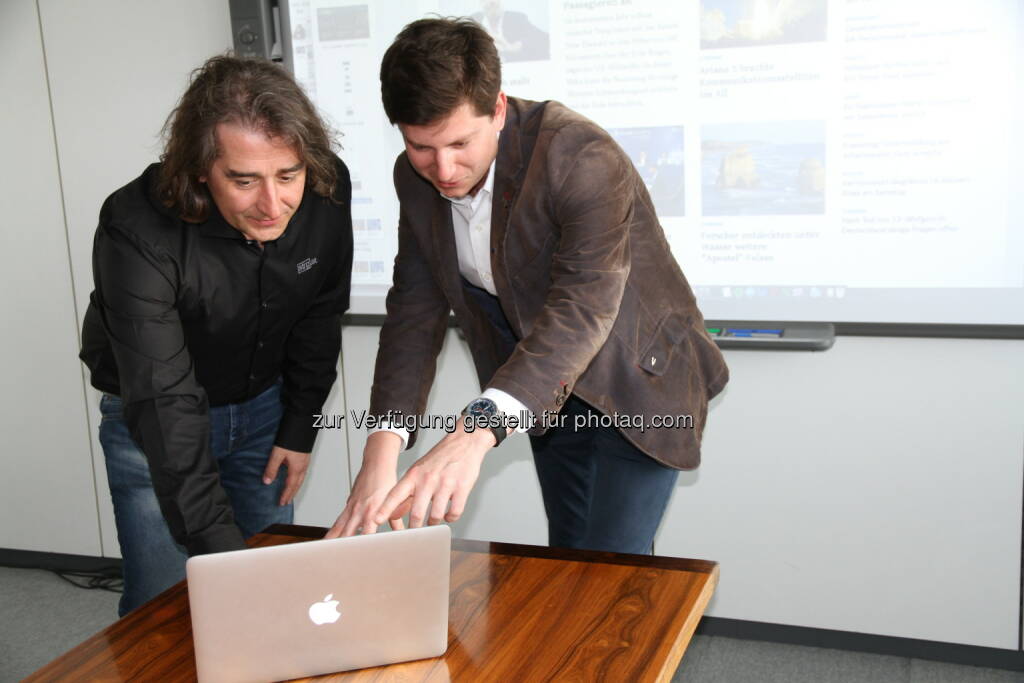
[387,497,411,531]
[373,479,416,526]
[324,508,350,539]
[341,503,375,537]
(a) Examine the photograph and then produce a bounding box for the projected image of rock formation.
[702,121,826,215]
[716,147,760,189]
[798,158,825,195]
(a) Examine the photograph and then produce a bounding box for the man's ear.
[493,91,508,129]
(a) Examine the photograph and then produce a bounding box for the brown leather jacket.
[369,97,728,469]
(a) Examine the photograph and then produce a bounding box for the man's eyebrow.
[406,133,475,149]
[224,168,259,178]
[223,162,305,178]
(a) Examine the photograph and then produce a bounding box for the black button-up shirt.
[80,161,352,555]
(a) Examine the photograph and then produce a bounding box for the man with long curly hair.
[80,55,353,616]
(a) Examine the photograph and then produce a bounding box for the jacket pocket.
[638,312,692,376]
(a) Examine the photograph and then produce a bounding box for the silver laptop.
[186,525,450,683]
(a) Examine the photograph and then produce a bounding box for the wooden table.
[27,525,718,682]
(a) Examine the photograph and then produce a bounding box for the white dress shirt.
[372,158,533,446]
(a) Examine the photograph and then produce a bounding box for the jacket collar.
[490,97,527,256]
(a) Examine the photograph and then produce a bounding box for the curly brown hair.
[158,55,338,223]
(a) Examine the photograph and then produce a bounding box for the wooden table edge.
[655,563,719,682]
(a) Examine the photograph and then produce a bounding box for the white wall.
[661,336,1024,650]
[0,0,99,555]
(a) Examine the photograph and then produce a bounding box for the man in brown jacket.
[328,18,728,553]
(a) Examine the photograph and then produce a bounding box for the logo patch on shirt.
[296,257,319,275]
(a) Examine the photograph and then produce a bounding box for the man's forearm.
[363,430,404,468]
[127,398,243,556]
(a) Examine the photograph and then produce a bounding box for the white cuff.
[481,388,533,434]
[368,423,409,448]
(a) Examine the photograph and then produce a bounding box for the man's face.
[200,122,306,243]
[399,93,507,199]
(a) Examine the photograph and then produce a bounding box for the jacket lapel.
[490,100,526,329]
[430,193,465,309]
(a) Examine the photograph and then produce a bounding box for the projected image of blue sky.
[701,0,827,49]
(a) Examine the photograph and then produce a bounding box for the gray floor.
[672,633,1024,682]
[2,566,1021,682]
[2,566,122,682]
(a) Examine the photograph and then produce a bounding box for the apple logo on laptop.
[308,594,341,625]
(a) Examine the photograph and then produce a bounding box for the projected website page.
[286,0,1023,325]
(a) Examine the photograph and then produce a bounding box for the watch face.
[468,398,498,418]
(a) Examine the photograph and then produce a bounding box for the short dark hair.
[158,55,338,223]
[380,17,501,126]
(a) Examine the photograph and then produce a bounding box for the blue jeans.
[530,395,680,555]
[99,382,293,616]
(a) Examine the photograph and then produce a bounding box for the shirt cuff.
[275,410,318,453]
[369,423,410,448]
[481,387,532,434]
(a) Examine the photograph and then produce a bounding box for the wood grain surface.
[25,525,717,682]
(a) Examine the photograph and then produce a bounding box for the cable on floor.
[49,567,124,593]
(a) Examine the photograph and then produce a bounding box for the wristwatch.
[462,397,507,446]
